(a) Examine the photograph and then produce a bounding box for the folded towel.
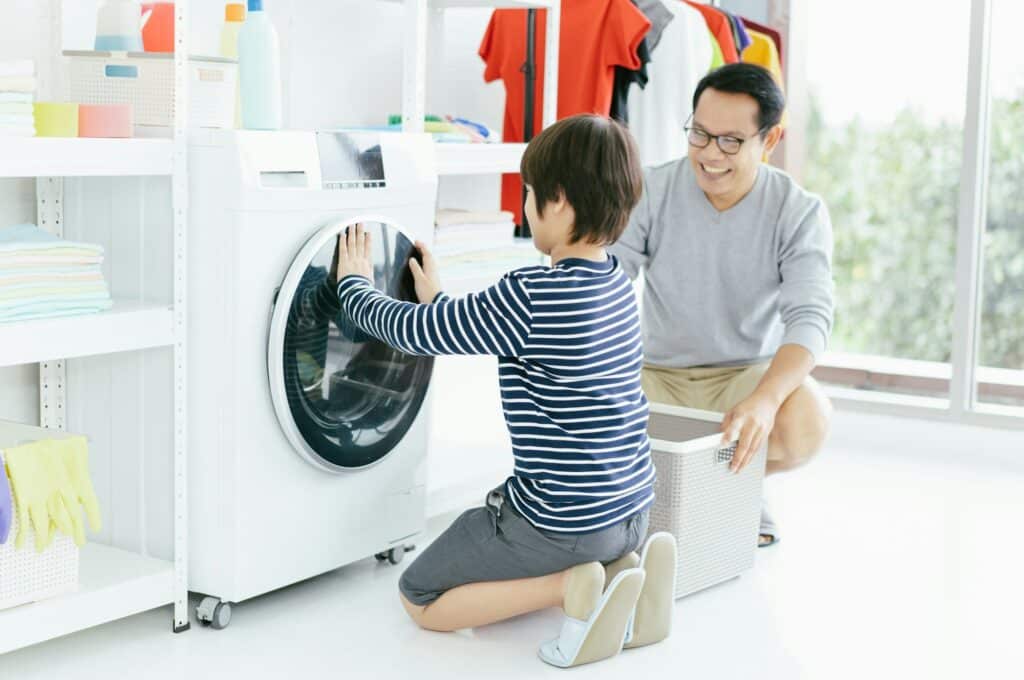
[0,255,103,267]
[436,209,516,227]
[0,92,33,104]
[0,77,37,93]
[0,246,104,258]
[0,264,103,278]
[0,224,105,256]
[0,287,111,303]
[0,103,32,115]
[0,302,113,323]
[0,283,110,303]
[0,271,105,287]
[0,126,35,137]
[0,292,112,313]
[0,113,33,126]
[0,60,35,78]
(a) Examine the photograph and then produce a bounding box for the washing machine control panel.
[316,131,387,191]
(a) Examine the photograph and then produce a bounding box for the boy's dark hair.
[520,114,643,246]
[692,63,786,135]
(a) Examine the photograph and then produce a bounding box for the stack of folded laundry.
[434,209,543,282]
[0,224,113,323]
[0,59,36,138]
[435,209,516,257]
[386,115,500,143]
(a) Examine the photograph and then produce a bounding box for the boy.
[333,115,676,667]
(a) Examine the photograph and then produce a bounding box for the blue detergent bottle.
[238,0,282,130]
[95,0,144,52]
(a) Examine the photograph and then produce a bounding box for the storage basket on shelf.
[645,404,767,599]
[0,421,82,612]
[64,50,237,131]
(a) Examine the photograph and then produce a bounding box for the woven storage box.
[0,421,81,611]
[65,50,237,130]
[646,404,766,599]
[0,510,79,611]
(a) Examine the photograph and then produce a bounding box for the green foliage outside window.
[803,92,1024,370]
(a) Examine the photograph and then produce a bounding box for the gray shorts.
[399,485,650,606]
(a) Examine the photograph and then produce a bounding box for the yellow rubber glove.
[4,441,64,552]
[42,441,86,546]
[60,436,102,536]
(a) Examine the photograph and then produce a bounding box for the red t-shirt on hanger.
[479,0,650,225]
[683,1,740,64]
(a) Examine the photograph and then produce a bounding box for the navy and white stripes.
[337,255,655,533]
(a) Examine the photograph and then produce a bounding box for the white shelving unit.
[386,1,559,515]
[0,302,175,369]
[0,0,189,654]
[434,142,527,175]
[391,0,560,176]
[0,138,174,178]
[0,544,176,654]
[414,0,559,8]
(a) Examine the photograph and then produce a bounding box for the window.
[800,1,977,403]
[977,0,1024,414]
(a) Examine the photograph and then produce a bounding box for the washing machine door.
[268,219,434,473]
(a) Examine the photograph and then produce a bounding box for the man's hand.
[721,391,780,473]
[335,223,374,283]
[408,240,442,304]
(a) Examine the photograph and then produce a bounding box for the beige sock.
[603,552,640,590]
[563,562,605,620]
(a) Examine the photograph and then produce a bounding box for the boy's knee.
[398,574,442,630]
[399,589,456,632]
[399,589,427,625]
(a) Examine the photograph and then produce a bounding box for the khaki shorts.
[641,362,772,415]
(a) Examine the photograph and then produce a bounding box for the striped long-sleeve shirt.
[336,255,655,533]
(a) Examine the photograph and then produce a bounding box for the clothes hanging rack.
[517,8,538,239]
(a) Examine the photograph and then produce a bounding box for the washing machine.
[186,129,437,627]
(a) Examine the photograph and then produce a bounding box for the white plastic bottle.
[237,0,282,130]
[95,0,143,52]
[220,3,246,128]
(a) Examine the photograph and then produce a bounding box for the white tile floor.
[3,411,1023,680]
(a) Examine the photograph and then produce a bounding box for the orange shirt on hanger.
[479,0,650,225]
[683,1,739,64]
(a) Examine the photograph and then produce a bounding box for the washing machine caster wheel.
[376,545,416,566]
[196,597,232,630]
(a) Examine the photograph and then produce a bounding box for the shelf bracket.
[37,177,67,432]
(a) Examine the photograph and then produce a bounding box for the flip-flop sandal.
[623,532,678,649]
[538,567,646,668]
[759,504,780,548]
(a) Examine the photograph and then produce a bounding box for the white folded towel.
[0,92,33,104]
[0,103,32,115]
[0,60,35,78]
[0,114,34,126]
[0,126,36,137]
[0,77,37,93]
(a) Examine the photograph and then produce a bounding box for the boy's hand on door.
[409,241,442,303]
[335,223,374,283]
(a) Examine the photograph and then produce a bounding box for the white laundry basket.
[645,404,766,599]
[0,421,81,611]
[65,50,237,131]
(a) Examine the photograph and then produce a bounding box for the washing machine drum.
[268,219,434,473]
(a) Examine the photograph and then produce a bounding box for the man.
[609,63,834,546]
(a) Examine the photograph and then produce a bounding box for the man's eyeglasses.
[684,118,766,155]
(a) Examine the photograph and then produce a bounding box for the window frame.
[783,0,1023,429]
